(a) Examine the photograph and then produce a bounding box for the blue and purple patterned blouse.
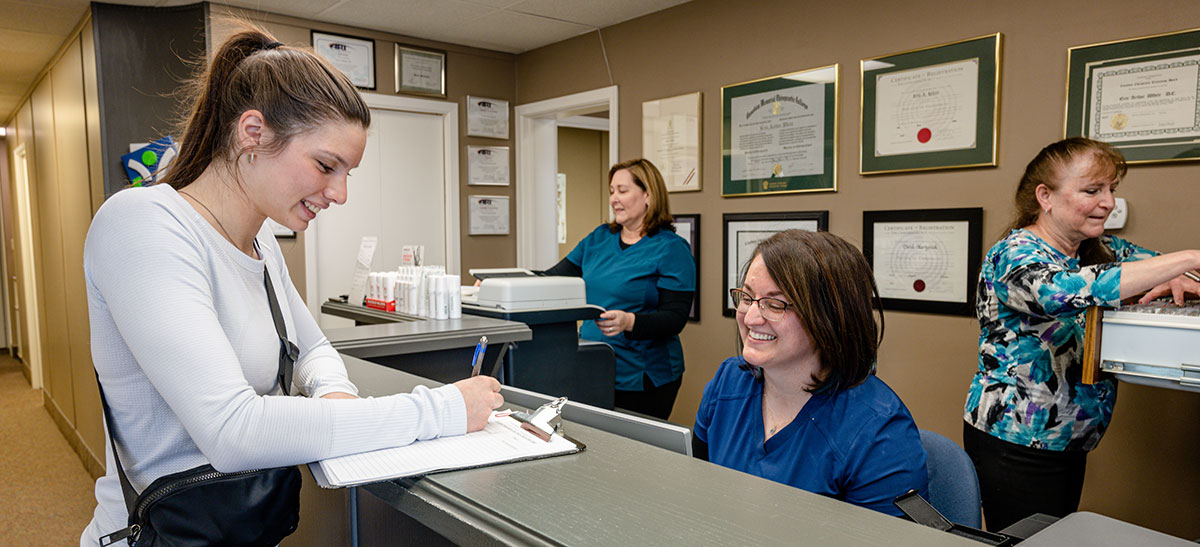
[964,229,1156,451]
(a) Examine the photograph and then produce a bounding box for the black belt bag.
[99,267,303,546]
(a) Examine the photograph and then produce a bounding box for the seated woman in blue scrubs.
[541,159,695,419]
[693,230,928,516]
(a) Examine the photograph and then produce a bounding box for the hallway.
[0,353,96,544]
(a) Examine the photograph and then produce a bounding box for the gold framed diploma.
[721,65,838,196]
[860,34,1001,174]
[395,45,446,98]
[862,208,982,316]
[1065,27,1200,164]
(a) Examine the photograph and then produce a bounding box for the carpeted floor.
[0,353,97,545]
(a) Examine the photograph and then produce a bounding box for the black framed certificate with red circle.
[862,208,982,316]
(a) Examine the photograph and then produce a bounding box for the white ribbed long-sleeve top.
[81,184,466,544]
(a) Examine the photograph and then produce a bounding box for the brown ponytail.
[161,23,370,190]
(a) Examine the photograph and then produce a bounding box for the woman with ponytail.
[81,25,502,544]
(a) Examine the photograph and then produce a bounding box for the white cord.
[596,29,614,86]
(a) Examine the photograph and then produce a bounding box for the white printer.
[466,276,590,311]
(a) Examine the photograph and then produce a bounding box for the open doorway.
[514,86,618,269]
[12,144,42,388]
[556,115,609,260]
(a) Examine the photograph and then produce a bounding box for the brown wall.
[211,6,518,287]
[517,0,1200,537]
[556,126,609,259]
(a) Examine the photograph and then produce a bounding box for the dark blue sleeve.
[840,406,929,517]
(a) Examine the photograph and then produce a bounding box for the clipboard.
[309,398,584,489]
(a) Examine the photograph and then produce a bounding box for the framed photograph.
[468,195,510,235]
[311,31,375,90]
[467,96,510,139]
[672,214,701,321]
[723,211,828,316]
[467,145,510,186]
[862,208,982,316]
[1065,27,1200,164]
[860,33,1001,174]
[395,44,446,98]
[644,92,702,192]
[722,64,838,196]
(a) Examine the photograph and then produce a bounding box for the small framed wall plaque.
[311,31,375,90]
[467,96,510,139]
[862,207,982,316]
[644,92,702,192]
[395,44,446,98]
[673,214,701,321]
[722,211,828,316]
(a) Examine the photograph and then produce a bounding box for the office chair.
[919,429,982,528]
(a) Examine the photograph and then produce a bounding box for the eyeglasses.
[729,288,792,321]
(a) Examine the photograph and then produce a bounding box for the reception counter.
[328,354,975,546]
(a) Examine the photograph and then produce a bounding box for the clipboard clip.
[511,397,567,442]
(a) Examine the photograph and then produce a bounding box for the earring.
[248,151,256,165]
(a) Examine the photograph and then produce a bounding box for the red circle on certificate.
[913,279,926,292]
[917,128,932,143]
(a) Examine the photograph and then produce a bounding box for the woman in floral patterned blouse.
[962,137,1200,531]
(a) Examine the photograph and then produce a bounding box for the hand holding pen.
[453,336,503,432]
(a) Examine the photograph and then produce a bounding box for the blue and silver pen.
[470,336,488,377]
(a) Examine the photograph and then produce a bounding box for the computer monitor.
[499,385,693,456]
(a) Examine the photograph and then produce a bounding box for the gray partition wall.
[91,1,207,198]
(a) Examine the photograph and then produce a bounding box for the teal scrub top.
[567,225,696,391]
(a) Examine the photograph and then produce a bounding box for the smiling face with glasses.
[734,255,821,376]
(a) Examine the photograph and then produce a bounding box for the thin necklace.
[179,189,237,246]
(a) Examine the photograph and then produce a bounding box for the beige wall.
[5,17,107,476]
[516,0,1200,537]
[556,126,609,259]
[210,7,518,287]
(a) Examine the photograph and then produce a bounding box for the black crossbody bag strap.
[263,264,298,395]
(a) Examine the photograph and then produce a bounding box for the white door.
[310,102,455,329]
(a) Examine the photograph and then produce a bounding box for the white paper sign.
[348,236,378,306]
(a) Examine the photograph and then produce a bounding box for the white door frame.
[12,144,42,388]
[304,92,460,318]
[514,86,618,269]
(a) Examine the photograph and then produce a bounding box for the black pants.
[962,422,1088,532]
[614,374,681,420]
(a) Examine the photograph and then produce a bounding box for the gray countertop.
[341,355,975,546]
[324,306,530,359]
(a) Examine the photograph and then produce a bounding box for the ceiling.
[0,0,690,124]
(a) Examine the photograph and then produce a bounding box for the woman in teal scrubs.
[541,159,696,419]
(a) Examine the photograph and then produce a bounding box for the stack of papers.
[310,412,582,488]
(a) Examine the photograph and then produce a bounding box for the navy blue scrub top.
[566,224,696,391]
[694,357,929,517]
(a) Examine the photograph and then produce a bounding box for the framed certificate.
[644,92,702,192]
[395,44,446,98]
[722,211,828,316]
[467,96,510,139]
[468,195,510,235]
[860,33,1001,174]
[721,65,838,196]
[467,145,510,186]
[672,214,701,321]
[862,208,982,316]
[311,31,375,90]
[1065,27,1200,164]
